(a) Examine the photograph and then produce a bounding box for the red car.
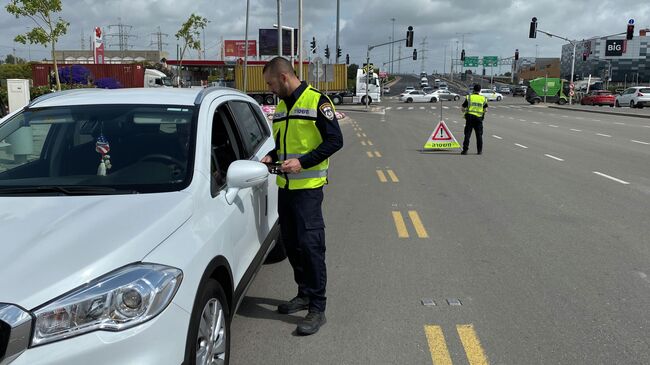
[580,90,616,107]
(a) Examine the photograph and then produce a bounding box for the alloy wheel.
[196,298,227,365]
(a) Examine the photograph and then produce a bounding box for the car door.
[621,88,633,104]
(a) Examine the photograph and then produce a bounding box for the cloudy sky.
[1,0,648,74]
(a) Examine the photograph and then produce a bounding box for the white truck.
[144,69,173,88]
[353,68,381,104]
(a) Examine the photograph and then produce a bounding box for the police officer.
[461,84,488,155]
[261,57,343,335]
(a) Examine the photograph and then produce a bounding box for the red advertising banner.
[224,40,257,57]
[93,27,105,64]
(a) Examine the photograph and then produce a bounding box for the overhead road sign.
[482,56,499,67]
[464,56,479,67]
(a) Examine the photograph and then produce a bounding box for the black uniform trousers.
[278,186,327,313]
[462,114,484,153]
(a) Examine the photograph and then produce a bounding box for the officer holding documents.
[461,84,488,155]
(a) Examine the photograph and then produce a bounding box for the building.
[52,50,166,64]
[518,58,561,80]
[561,29,649,84]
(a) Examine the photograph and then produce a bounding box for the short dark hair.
[262,56,295,76]
[473,84,481,92]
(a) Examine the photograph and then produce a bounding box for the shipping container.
[31,64,146,88]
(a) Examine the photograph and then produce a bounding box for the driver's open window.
[210,104,243,197]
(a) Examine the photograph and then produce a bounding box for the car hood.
[0,192,193,309]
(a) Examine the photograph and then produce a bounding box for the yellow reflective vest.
[272,86,330,190]
[466,94,487,118]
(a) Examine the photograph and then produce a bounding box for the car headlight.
[31,263,183,346]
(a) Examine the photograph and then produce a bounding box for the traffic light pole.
[366,37,408,110]
[534,28,577,105]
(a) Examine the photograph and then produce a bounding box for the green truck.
[525,77,569,105]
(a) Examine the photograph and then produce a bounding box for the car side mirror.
[224,160,269,205]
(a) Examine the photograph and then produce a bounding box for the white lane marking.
[532,122,541,124]
[509,117,515,120]
[596,133,612,137]
[385,107,393,110]
[631,140,650,145]
[544,154,564,161]
[443,106,450,109]
[644,125,650,128]
[431,106,437,109]
[397,107,403,110]
[492,135,503,140]
[454,106,461,109]
[562,115,570,118]
[408,107,414,110]
[593,171,630,185]
[594,119,602,122]
[575,117,584,120]
[420,106,425,110]
[515,143,528,149]
[519,119,527,122]
[548,125,559,128]
[614,122,625,125]
[570,128,582,132]
[452,120,458,124]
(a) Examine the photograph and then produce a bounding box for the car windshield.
[0,104,197,194]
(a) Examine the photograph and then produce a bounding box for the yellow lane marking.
[457,324,490,365]
[387,169,399,182]
[392,211,409,238]
[366,151,374,158]
[362,133,367,137]
[408,211,429,238]
[376,170,387,182]
[361,141,367,146]
[374,151,382,157]
[368,140,374,146]
[424,325,453,365]
[357,133,361,138]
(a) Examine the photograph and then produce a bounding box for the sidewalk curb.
[548,105,650,119]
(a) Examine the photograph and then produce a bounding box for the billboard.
[224,40,257,57]
[259,28,299,56]
[605,39,625,56]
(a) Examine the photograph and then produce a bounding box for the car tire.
[430,97,437,103]
[331,95,342,105]
[630,101,635,108]
[454,96,460,101]
[531,98,541,105]
[558,98,567,105]
[496,96,502,101]
[265,95,276,105]
[264,234,287,264]
[361,96,372,105]
[615,100,620,107]
[406,98,413,103]
[185,279,230,365]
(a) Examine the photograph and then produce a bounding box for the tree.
[4,54,27,64]
[175,13,208,86]
[6,0,69,91]
[347,63,359,80]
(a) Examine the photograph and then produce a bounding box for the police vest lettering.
[272,86,332,190]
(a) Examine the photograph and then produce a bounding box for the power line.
[149,26,169,54]
[106,18,137,56]
[420,37,428,73]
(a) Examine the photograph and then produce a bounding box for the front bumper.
[11,302,189,365]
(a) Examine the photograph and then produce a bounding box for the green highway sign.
[463,56,479,67]
[482,56,499,67]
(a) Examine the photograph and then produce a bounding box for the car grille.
[0,304,32,364]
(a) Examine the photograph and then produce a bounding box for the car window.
[227,101,267,158]
[639,88,650,93]
[210,104,244,195]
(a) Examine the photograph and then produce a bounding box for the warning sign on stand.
[423,120,461,150]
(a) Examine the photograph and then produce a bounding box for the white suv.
[615,86,650,108]
[0,87,281,364]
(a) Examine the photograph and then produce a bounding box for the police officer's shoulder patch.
[319,102,335,120]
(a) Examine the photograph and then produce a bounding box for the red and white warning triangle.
[423,120,461,150]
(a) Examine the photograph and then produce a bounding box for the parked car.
[427,89,461,101]
[499,86,511,94]
[479,89,504,101]
[404,86,415,93]
[0,87,282,364]
[400,90,438,103]
[615,86,650,108]
[512,86,527,97]
[580,90,616,107]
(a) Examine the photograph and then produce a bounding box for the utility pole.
[335,0,340,64]
[398,44,402,74]
[277,0,282,58]
[80,30,85,50]
[298,0,303,79]
[390,17,396,74]
[150,26,169,54]
[420,37,427,74]
[107,18,136,57]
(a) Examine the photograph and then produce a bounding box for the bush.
[58,65,92,85]
[95,77,122,89]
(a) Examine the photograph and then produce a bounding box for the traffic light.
[325,45,330,59]
[412,49,417,60]
[514,49,519,61]
[345,54,349,65]
[310,37,316,53]
[337,47,341,59]
[627,24,634,40]
[406,26,414,47]
[529,17,537,38]
[460,49,465,61]
[582,52,587,61]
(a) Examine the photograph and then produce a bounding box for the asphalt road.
[230,78,650,364]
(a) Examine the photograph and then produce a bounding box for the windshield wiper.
[0,185,139,196]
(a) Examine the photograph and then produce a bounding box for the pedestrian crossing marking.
[397,106,403,110]
[420,106,425,110]
[431,106,437,109]
[386,107,393,110]
[408,107,414,110]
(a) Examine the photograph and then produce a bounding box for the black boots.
[277,296,309,314]
[297,311,326,336]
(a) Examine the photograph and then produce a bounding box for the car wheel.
[361,96,372,105]
[557,98,567,105]
[331,95,342,105]
[264,95,276,105]
[453,96,460,101]
[531,98,541,105]
[630,101,635,108]
[496,96,502,101]
[406,98,413,103]
[430,97,437,103]
[185,279,230,365]
[615,100,620,107]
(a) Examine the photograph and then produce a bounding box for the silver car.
[400,90,438,103]
[615,86,650,108]
[428,89,461,101]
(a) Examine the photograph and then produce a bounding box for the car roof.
[27,87,248,108]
